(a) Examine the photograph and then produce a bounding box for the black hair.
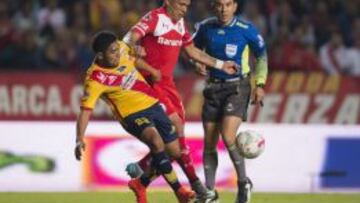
[92,31,117,53]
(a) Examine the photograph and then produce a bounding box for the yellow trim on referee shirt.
[241,45,250,75]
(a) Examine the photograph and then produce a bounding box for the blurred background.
[0,0,359,197]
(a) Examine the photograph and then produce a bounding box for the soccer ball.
[236,130,265,159]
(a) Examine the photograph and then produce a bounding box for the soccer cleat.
[191,180,209,200]
[235,178,253,203]
[128,178,147,203]
[194,189,219,203]
[175,186,196,203]
[126,162,144,178]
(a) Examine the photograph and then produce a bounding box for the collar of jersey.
[94,62,120,73]
[216,17,237,28]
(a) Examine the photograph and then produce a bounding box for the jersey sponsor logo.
[95,71,107,83]
[158,36,183,46]
[91,70,123,86]
[225,44,238,58]
[107,75,118,85]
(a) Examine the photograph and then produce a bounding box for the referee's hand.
[222,61,237,74]
[251,86,265,107]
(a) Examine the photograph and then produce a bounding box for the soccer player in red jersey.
[123,0,237,201]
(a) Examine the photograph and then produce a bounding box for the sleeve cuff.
[256,83,265,88]
[132,26,146,37]
[80,106,93,111]
[182,39,193,47]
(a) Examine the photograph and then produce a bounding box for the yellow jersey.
[80,41,158,119]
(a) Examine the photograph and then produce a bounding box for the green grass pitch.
[1,191,359,203]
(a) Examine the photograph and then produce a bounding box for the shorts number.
[135,117,150,126]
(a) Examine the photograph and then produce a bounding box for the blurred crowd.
[0,0,359,76]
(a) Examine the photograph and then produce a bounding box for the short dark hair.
[92,31,117,53]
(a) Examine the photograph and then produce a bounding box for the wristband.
[214,59,224,70]
[256,83,265,88]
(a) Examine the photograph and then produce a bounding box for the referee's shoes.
[235,177,253,203]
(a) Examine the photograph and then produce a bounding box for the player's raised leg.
[129,126,195,203]
[126,98,208,200]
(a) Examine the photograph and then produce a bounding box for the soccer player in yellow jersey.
[74,31,195,203]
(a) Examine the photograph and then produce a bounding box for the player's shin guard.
[203,149,218,190]
[228,144,247,182]
[152,151,181,191]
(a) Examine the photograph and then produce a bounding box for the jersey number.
[135,117,150,126]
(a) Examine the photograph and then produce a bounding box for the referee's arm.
[254,53,268,87]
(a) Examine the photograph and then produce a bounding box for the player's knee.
[165,141,182,159]
[154,140,165,153]
[148,135,165,153]
[152,151,172,174]
[222,134,236,148]
[141,128,165,153]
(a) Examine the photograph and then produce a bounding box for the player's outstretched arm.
[184,43,237,74]
[75,109,91,161]
[123,30,142,46]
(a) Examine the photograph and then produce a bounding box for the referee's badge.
[225,44,237,58]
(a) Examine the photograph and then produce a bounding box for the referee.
[192,0,268,202]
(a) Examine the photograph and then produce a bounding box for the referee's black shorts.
[202,76,251,122]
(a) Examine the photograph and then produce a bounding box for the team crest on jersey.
[121,69,137,90]
[143,12,152,21]
[225,44,238,58]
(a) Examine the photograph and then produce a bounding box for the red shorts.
[152,81,185,123]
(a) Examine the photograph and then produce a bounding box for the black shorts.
[123,103,177,144]
[202,77,251,122]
